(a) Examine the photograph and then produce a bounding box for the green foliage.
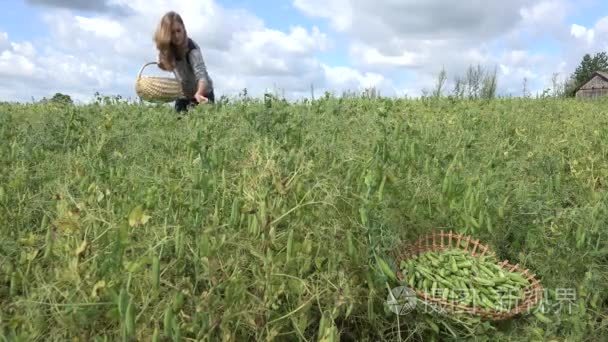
[445,64,498,100]
[0,97,607,341]
[40,92,73,105]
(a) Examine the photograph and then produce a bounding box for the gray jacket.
[173,39,213,98]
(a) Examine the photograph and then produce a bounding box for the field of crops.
[1,95,607,341]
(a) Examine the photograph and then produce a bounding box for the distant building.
[575,71,608,99]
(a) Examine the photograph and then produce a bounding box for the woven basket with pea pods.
[391,230,544,321]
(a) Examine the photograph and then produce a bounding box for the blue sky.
[1,0,608,102]
[0,1,45,41]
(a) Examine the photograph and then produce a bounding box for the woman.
[154,11,215,112]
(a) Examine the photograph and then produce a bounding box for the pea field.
[1,95,607,341]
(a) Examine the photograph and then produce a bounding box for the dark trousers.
[175,89,215,113]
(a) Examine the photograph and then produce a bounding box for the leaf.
[128,205,151,227]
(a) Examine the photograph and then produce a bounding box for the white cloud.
[322,64,385,89]
[293,0,592,97]
[26,0,131,14]
[0,32,9,51]
[294,0,537,43]
[0,50,37,78]
[1,0,350,102]
[350,42,420,68]
[227,25,330,79]
[10,42,36,58]
[567,16,608,57]
[571,24,595,45]
[574,16,608,46]
[597,17,608,34]
[293,0,352,31]
[0,33,39,80]
[520,1,568,25]
[75,16,126,39]
[0,29,131,102]
[239,26,329,56]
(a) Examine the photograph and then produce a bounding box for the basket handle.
[137,62,179,80]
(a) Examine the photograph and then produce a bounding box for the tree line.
[426,51,608,99]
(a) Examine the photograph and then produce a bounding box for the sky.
[0,0,608,103]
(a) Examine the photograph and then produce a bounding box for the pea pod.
[152,256,160,291]
[534,311,552,324]
[375,255,396,282]
[450,257,458,273]
[125,299,135,337]
[473,277,495,287]
[399,247,536,312]
[164,306,174,338]
[507,272,529,285]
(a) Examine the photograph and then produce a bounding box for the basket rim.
[136,61,179,81]
[136,75,180,81]
[391,230,544,321]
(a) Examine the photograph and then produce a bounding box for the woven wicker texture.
[135,62,184,102]
[392,230,543,321]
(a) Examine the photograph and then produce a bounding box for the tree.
[551,73,565,97]
[522,77,529,98]
[51,93,73,104]
[432,66,447,98]
[566,52,608,96]
[41,92,73,105]
[448,64,498,100]
[480,66,498,100]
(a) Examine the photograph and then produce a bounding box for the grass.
[0,94,607,341]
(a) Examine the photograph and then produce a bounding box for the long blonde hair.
[154,11,188,71]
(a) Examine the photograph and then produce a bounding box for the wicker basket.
[392,230,543,321]
[135,62,184,102]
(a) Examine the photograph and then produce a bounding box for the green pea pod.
[375,255,396,282]
[507,272,529,285]
[534,312,552,324]
[163,307,174,338]
[450,257,458,273]
[152,256,160,291]
[125,300,135,337]
[473,277,495,287]
[152,326,160,342]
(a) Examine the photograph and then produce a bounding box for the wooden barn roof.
[594,71,608,80]
[575,71,608,92]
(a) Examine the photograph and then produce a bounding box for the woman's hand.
[157,52,172,71]
[194,93,209,103]
[194,80,209,103]
[157,58,168,70]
